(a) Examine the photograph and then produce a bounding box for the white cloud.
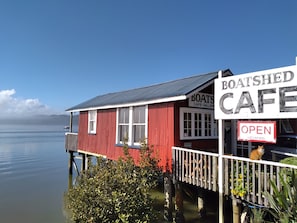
[0,89,53,117]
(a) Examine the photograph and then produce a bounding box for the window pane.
[133,106,145,123]
[133,125,145,143]
[90,111,96,120]
[198,113,202,136]
[89,121,94,132]
[205,114,211,136]
[88,110,97,133]
[213,120,218,136]
[194,113,198,136]
[183,112,191,137]
[119,125,129,142]
[119,108,129,123]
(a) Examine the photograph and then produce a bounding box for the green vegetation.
[230,164,251,199]
[250,208,266,223]
[64,141,162,223]
[264,171,297,223]
[280,157,297,166]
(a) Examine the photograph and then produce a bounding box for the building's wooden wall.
[148,102,175,171]
[77,99,219,172]
[77,104,176,168]
[78,109,126,159]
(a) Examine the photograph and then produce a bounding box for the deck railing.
[65,132,78,152]
[172,146,297,207]
[172,147,219,192]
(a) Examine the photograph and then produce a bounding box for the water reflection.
[0,125,69,223]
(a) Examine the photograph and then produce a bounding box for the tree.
[64,141,161,223]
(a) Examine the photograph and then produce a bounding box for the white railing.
[172,146,297,206]
[172,147,219,191]
[223,155,297,206]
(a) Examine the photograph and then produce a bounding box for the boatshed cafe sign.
[188,91,214,109]
[215,63,297,119]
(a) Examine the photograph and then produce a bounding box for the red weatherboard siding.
[77,101,218,171]
[77,100,220,173]
[78,109,123,159]
[148,103,175,171]
[77,102,177,170]
[78,109,146,162]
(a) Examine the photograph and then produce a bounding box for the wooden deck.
[64,134,297,207]
[172,146,297,207]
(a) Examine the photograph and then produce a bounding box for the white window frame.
[116,105,148,146]
[180,107,217,140]
[88,110,97,134]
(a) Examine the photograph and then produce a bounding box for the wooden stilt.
[81,154,86,172]
[68,173,73,189]
[164,172,173,222]
[232,198,241,223]
[197,189,206,218]
[68,151,74,175]
[85,155,89,170]
[69,112,73,132]
[175,182,185,223]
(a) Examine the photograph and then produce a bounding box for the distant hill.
[0,114,79,126]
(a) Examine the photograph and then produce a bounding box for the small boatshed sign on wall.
[188,91,214,109]
[215,62,297,119]
[237,121,276,143]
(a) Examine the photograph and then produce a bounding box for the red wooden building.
[65,70,233,170]
[64,62,297,222]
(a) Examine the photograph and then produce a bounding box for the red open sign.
[237,121,276,143]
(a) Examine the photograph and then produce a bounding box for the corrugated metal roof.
[66,71,222,112]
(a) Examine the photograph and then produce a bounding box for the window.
[88,110,97,134]
[117,105,147,146]
[180,107,217,139]
[118,107,129,142]
[133,106,146,143]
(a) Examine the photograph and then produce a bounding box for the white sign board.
[188,91,214,109]
[237,121,276,143]
[215,64,297,119]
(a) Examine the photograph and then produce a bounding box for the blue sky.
[0,0,296,117]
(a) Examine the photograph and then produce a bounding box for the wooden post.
[85,155,89,170]
[164,172,173,222]
[231,119,237,155]
[68,173,73,189]
[175,182,185,223]
[197,189,206,218]
[69,112,73,132]
[218,70,225,223]
[232,198,241,223]
[68,151,74,175]
[81,154,86,172]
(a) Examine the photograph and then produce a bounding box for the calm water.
[0,124,224,223]
[0,124,71,223]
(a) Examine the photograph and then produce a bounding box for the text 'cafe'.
[215,63,297,120]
